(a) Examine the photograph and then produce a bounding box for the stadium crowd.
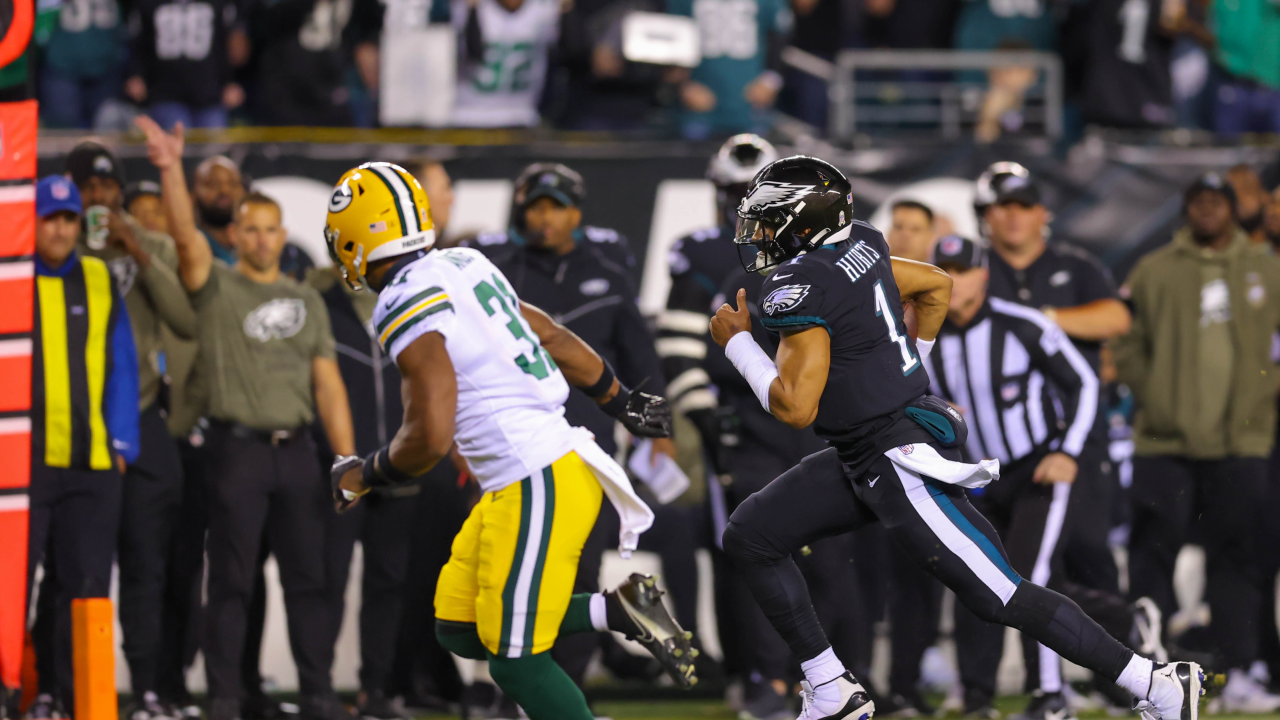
[4,0,1278,137]
[15,114,1280,720]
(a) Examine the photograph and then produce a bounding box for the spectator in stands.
[1227,164,1269,244]
[886,199,937,262]
[449,0,563,127]
[667,0,792,139]
[1208,0,1280,135]
[777,0,842,129]
[38,0,127,128]
[246,0,382,126]
[1114,173,1280,713]
[861,0,960,50]
[554,0,667,131]
[125,0,243,129]
[25,176,139,719]
[125,181,168,235]
[1060,0,1176,129]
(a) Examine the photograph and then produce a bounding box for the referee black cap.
[1183,172,1237,213]
[930,234,988,271]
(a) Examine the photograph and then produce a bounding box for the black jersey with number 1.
[758,220,932,471]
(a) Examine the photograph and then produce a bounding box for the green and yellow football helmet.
[325,162,435,290]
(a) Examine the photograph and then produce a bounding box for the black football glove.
[608,386,673,438]
[330,455,367,513]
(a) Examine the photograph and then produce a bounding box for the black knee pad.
[722,520,787,566]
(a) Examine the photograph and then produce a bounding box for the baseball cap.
[517,163,586,209]
[36,175,83,218]
[990,171,1042,207]
[124,180,162,209]
[1184,172,1237,212]
[930,234,988,271]
[65,141,126,189]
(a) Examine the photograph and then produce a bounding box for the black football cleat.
[605,573,698,688]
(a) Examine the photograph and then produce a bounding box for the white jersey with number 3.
[373,247,577,492]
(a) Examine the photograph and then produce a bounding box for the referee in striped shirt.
[925,236,1150,720]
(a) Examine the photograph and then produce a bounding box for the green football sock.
[559,593,598,635]
[435,620,488,660]
[488,650,593,720]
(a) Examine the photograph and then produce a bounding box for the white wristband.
[725,331,779,412]
[915,337,936,365]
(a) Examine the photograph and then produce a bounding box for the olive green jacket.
[1113,227,1280,458]
[80,217,197,411]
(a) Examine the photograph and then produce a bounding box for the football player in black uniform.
[710,156,1203,720]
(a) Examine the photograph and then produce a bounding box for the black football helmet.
[707,134,779,229]
[735,155,854,274]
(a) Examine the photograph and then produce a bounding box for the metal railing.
[786,49,1064,143]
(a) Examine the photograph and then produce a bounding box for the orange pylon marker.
[72,599,116,720]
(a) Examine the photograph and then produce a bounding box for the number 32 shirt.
[450,0,560,128]
[758,221,932,468]
[373,246,578,492]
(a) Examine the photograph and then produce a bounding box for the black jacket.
[487,240,664,454]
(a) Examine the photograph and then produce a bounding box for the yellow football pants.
[434,451,603,657]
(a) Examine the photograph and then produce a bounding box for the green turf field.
[406,696,1264,720]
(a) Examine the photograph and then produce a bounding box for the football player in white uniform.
[323,163,696,720]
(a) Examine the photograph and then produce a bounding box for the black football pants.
[722,447,1134,688]
[202,425,331,702]
[321,488,416,695]
[117,405,184,697]
[716,444,869,685]
[1129,455,1266,670]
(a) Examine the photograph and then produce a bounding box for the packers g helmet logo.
[325,162,435,291]
[329,184,354,213]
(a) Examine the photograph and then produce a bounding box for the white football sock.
[1117,654,1154,699]
[589,593,610,632]
[801,647,846,688]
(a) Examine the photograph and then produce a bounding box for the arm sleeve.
[106,300,142,464]
[758,265,830,334]
[373,274,457,361]
[138,234,198,339]
[1024,316,1098,457]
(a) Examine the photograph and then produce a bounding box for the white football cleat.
[1134,662,1204,720]
[798,672,875,720]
